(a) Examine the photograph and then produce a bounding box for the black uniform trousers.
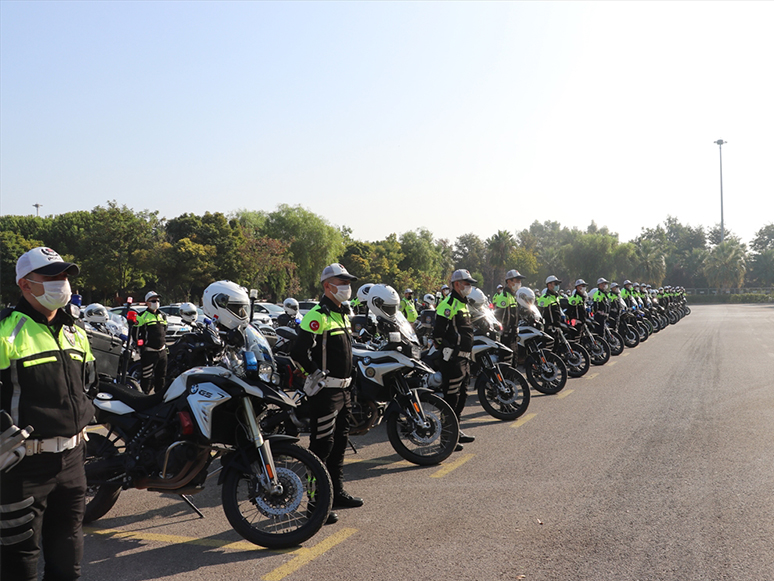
[0,443,86,581]
[441,356,470,419]
[308,387,351,494]
[140,348,168,394]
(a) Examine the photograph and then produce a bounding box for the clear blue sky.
[2,1,772,246]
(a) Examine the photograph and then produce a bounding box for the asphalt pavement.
[81,304,774,581]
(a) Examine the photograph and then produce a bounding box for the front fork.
[241,397,282,494]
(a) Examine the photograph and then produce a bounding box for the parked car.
[253,302,284,325]
[298,300,319,316]
[109,305,191,342]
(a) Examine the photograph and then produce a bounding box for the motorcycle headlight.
[411,344,421,360]
[259,362,274,383]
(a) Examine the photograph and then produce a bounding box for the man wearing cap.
[290,263,363,524]
[567,279,588,325]
[135,291,168,394]
[433,269,477,449]
[1,247,96,581]
[495,270,526,362]
[400,289,418,323]
[538,275,564,328]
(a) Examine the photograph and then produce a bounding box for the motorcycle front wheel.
[83,433,123,523]
[558,343,590,378]
[476,364,530,421]
[386,392,459,466]
[525,351,568,394]
[221,442,333,549]
[584,335,611,366]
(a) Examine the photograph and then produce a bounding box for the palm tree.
[703,242,746,288]
[486,230,515,272]
[633,240,666,285]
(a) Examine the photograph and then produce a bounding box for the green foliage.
[261,204,344,297]
[0,231,45,305]
[703,241,746,288]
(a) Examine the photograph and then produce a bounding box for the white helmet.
[516,287,536,309]
[283,297,299,316]
[202,280,250,330]
[84,303,109,323]
[179,302,198,324]
[467,287,488,309]
[356,283,374,304]
[423,293,436,306]
[367,284,400,320]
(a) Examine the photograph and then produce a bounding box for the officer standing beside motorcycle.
[494,270,526,363]
[1,247,96,581]
[290,263,363,525]
[567,279,588,324]
[590,278,610,334]
[433,269,477,449]
[400,289,418,323]
[538,275,564,330]
[136,291,168,394]
[277,298,300,328]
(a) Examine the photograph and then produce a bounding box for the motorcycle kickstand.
[347,437,358,455]
[179,494,205,519]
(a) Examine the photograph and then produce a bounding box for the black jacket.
[290,296,353,380]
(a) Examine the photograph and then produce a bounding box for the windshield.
[245,325,274,364]
[394,311,419,345]
[519,303,542,324]
[470,304,500,328]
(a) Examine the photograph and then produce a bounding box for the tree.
[398,229,444,282]
[750,224,774,254]
[632,239,666,286]
[261,205,345,297]
[748,249,774,287]
[0,231,45,305]
[703,241,746,288]
[239,233,299,301]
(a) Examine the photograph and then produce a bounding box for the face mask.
[600,285,608,292]
[508,281,521,291]
[460,284,473,297]
[442,289,450,296]
[27,278,72,311]
[331,284,351,303]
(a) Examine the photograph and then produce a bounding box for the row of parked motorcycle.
[80,279,690,551]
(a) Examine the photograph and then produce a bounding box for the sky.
[2,1,772,247]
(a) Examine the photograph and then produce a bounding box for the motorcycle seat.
[96,380,166,411]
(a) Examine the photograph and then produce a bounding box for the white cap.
[320,263,358,282]
[574,279,587,287]
[505,269,525,280]
[450,269,477,284]
[545,275,562,285]
[16,247,79,284]
[145,291,161,302]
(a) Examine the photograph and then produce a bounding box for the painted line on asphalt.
[607,361,617,366]
[430,453,474,478]
[557,389,574,399]
[262,528,358,581]
[621,352,630,357]
[86,525,358,581]
[511,412,537,429]
[584,372,599,380]
[343,456,412,467]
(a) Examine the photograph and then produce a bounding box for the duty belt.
[457,351,472,360]
[324,377,352,388]
[25,429,88,456]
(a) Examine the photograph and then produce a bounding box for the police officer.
[537,275,564,329]
[136,291,168,394]
[491,284,504,308]
[277,298,300,328]
[1,247,96,581]
[433,269,477,450]
[567,279,588,324]
[290,263,363,525]
[399,289,418,323]
[494,270,526,362]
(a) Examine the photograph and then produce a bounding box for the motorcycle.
[568,319,611,366]
[84,324,333,549]
[263,313,460,466]
[467,305,530,421]
[548,321,591,378]
[516,298,568,395]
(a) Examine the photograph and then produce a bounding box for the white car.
[110,305,192,342]
[253,302,285,325]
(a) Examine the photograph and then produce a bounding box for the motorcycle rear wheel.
[386,392,459,466]
[476,364,530,421]
[526,351,568,394]
[84,433,123,523]
[621,325,640,348]
[221,442,333,549]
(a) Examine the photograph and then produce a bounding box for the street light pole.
[32,203,43,217]
[714,139,726,244]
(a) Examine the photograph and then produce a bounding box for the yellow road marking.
[621,352,630,357]
[584,372,599,380]
[511,412,537,429]
[343,456,412,466]
[86,525,358,581]
[557,389,574,399]
[262,528,358,581]
[430,453,474,478]
[607,361,617,366]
